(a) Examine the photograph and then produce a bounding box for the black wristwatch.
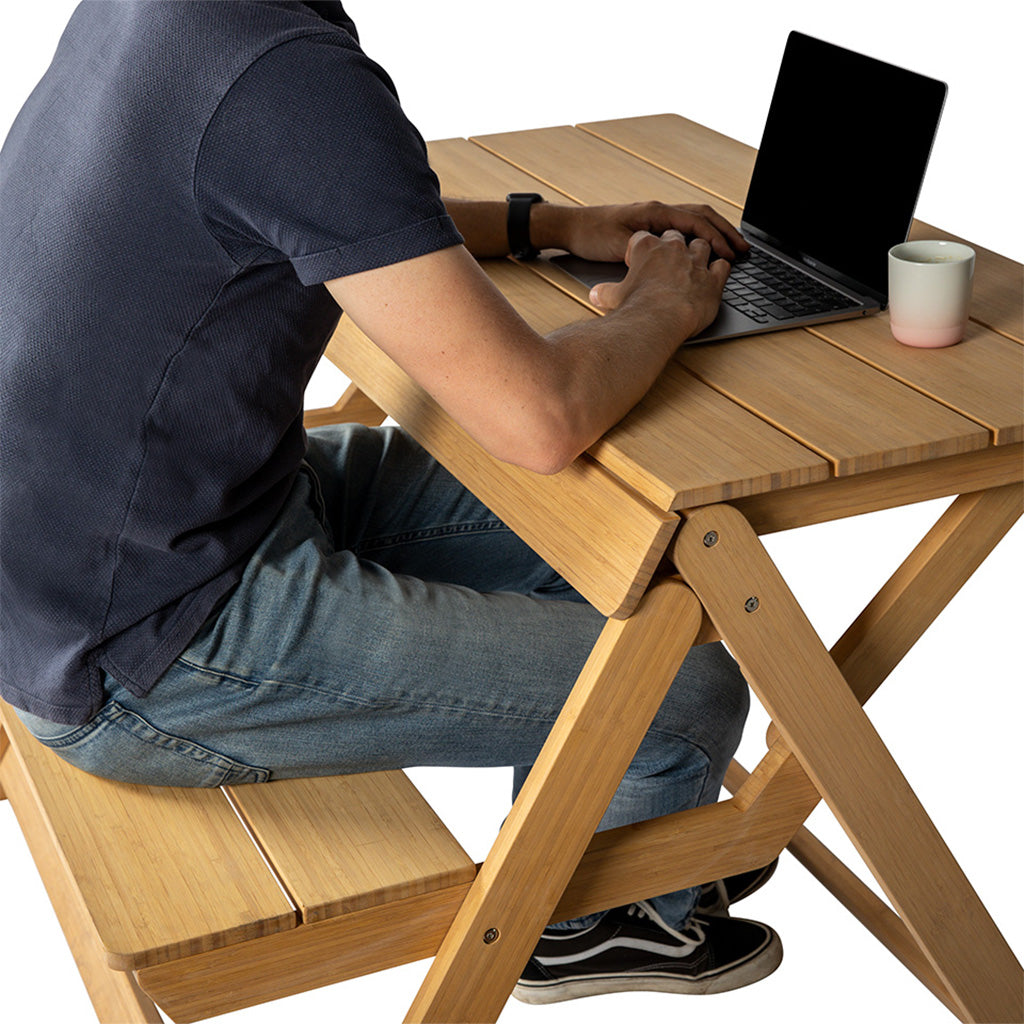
[506,192,544,260]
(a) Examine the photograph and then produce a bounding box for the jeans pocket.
[16,702,270,787]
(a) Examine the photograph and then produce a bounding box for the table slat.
[471,124,736,218]
[678,331,991,475]
[808,316,1024,445]
[472,119,1010,473]
[424,142,833,509]
[580,113,757,206]
[582,114,1022,342]
[428,137,555,201]
[593,362,831,509]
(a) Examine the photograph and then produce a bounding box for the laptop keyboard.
[721,247,855,324]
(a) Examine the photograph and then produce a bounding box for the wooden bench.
[0,370,482,1023]
[0,698,476,1022]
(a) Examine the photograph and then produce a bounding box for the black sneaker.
[513,901,782,1004]
[698,857,779,916]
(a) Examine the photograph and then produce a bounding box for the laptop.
[549,31,948,343]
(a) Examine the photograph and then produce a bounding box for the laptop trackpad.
[547,253,627,289]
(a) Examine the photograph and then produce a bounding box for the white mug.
[887,240,975,348]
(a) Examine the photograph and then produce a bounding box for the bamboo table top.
[326,114,1023,618]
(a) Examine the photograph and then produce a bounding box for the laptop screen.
[742,32,947,302]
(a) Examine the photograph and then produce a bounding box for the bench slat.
[226,772,476,924]
[0,709,165,1021]
[0,701,297,970]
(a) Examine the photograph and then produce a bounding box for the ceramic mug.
[887,240,975,348]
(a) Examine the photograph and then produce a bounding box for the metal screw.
[703,531,719,548]
[744,596,760,613]
[483,928,500,944]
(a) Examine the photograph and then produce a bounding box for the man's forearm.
[444,198,578,258]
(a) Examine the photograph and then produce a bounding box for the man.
[0,1,779,1003]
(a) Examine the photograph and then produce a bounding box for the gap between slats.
[220,786,300,915]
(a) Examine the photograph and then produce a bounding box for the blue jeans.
[19,424,750,928]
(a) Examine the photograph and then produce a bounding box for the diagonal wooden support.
[482,485,1022,1007]
[724,758,963,1018]
[764,479,1022,789]
[673,502,1023,1024]
[830,481,1022,705]
[406,578,704,1024]
[765,481,1022,756]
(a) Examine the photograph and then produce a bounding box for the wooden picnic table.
[321,113,1023,1023]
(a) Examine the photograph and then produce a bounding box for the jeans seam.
[174,654,717,748]
[175,655,564,723]
[106,700,270,782]
[353,519,509,556]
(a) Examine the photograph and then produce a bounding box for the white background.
[2,3,1021,1023]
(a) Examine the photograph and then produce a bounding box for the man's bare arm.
[325,229,729,475]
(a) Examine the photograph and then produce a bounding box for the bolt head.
[703,531,719,548]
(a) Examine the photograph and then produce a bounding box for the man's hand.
[588,229,732,337]
[538,200,749,263]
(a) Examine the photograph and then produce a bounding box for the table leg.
[302,382,387,430]
[405,578,704,1024]
[674,503,1023,1024]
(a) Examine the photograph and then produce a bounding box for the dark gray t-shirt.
[0,1,462,723]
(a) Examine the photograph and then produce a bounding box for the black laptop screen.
[742,32,947,301]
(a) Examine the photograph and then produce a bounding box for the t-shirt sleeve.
[194,33,463,285]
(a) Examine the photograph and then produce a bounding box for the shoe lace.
[627,901,707,945]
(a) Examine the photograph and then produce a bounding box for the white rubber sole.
[512,932,783,1005]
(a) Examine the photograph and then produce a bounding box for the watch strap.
[506,192,544,260]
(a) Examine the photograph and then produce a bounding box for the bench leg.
[0,712,162,1024]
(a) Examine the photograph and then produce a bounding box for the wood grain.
[471,123,737,216]
[808,315,1024,444]
[407,580,704,1023]
[580,112,757,206]
[137,883,473,1023]
[0,705,165,1021]
[479,258,831,510]
[679,330,990,475]
[226,771,475,924]
[0,702,296,972]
